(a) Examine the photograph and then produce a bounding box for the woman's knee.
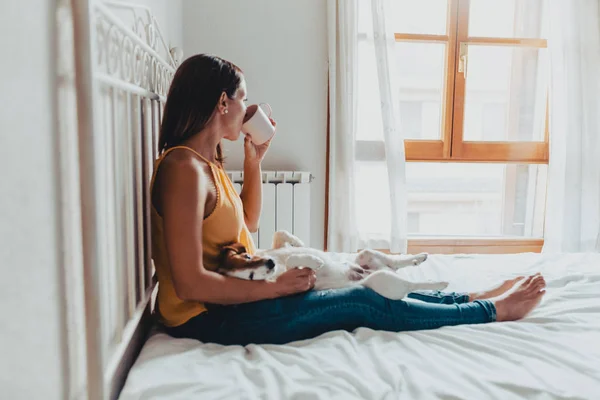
[331,285,394,311]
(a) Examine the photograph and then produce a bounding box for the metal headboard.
[69,1,180,398]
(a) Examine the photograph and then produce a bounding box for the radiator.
[227,170,312,249]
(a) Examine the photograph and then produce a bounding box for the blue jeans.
[164,287,496,345]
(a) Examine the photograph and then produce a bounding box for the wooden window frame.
[408,238,544,254]
[448,0,549,164]
[389,0,550,163]
[350,0,550,253]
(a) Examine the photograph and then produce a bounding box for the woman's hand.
[244,118,276,165]
[270,267,316,298]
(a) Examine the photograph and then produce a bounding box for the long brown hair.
[159,54,243,164]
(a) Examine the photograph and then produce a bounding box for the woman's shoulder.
[159,149,212,181]
[153,150,215,207]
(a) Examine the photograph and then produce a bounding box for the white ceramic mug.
[242,103,275,145]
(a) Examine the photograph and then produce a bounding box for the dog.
[217,231,449,300]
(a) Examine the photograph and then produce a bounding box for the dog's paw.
[273,230,305,249]
[412,253,428,266]
[286,254,324,270]
[355,249,386,270]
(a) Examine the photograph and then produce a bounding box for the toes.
[535,279,546,290]
[519,275,543,294]
[530,282,545,294]
[526,278,542,290]
[538,278,546,288]
[522,275,535,286]
[506,277,523,285]
[534,276,545,284]
[507,276,525,287]
[526,277,546,295]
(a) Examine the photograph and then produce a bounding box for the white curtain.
[543,0,600,252]
[327,0,408,253]
[370,0,408,253]
[327,0,359,252]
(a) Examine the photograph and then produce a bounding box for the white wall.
[182,0,329,249]
[0,1,67,399]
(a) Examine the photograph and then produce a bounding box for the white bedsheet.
[120,253,600,400]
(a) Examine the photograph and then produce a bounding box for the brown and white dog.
[217,231,449,300]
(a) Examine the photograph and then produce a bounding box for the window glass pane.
[469,0,548,39]
[355,162,547,237]
[462,45,547,142]
[399,102,422,138]
[396,42,445,140]
[359,0,448,35]
[357,42,445,141]
[392,0,448,35]
[481,103,507,141]
[357,41,384,141]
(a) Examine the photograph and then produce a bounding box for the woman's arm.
[160,153,313,304]
[239,119,275,232]
[240,153,262,232]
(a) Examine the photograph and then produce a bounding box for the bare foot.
[469,276,526,301]
[494,274,546,322]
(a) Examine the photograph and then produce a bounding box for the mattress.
[119,253,600,399]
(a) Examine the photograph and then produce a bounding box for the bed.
[65,2,600,399]
[119,252,600,400]
[66,1,177,399]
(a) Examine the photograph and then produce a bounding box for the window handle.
[458,42,468,78]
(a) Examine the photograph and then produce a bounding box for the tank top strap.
[162,145,214,165]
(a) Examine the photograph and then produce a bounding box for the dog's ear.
[220,245,237,256]
[218,245,237,271]
[219,244,237,260]
[218,242,247,267]
[222,242,247,255]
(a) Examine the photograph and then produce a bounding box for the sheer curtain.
[370,0,408,253]
[326,0,359,252]
[327,0,408,253]
[543,0,600,252]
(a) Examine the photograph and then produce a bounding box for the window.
[356,0,549,244]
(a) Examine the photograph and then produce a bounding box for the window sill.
[406,237,543,255]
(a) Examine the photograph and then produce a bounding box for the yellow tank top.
[150,146,256,327]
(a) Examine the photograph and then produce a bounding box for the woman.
[151,54,546,346]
